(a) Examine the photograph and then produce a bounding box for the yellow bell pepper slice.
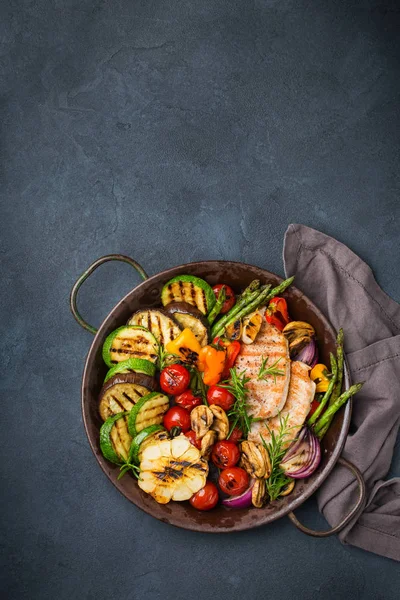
[165,328,202,363]
[310,363,330,393]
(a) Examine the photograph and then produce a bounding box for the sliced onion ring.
[293,339,319,368]
[280,427,321,479]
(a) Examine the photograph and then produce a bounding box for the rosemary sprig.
[220,368,260,438]
[118,462,141,480]
[157,345,180,371]
[260,414,293,501]
[258,355,285,384]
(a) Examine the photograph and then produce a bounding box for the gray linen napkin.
[283,224,400,561]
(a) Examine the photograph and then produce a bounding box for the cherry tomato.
[207,385,235,411]
[218,467,249,496]
[211,441,240,469]
[185,430,202,449]
[175,390,202,412]
[160,364,190,396]
[227,426,243,444]
[212,284,236,314]
[190,481,219,511]
[163,406,191,433]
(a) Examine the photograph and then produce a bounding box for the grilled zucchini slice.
[127,309,181,346]
[99,375,153,421]
[102,326,158,367]
[104,358,156,383]
[129,424,168,465]
[128,392,170,436]
[100,412,130,464]
[161,275,215,315]
[163,302,210,346]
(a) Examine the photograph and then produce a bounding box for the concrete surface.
[1,1,400,598]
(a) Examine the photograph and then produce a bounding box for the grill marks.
[236,319,291,420]
[109,327,158,364]
[110,416,131,461]
[250,361,316,447]
[99,383,150,421]
[162,279,210,314]
[127,310,181,346]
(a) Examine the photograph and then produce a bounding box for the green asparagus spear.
[212,285,271,339]
[211,285,266,338]
[308,353,338,426]
[317,329,344,436]
[207,286,226,325]
[262,276,295,306]
[314,382,364,438]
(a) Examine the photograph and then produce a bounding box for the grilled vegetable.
[207,286,226,324]
[165,328,202,366]
[200,429,217,459]
[198,344,226,386]
[163,302,210,346]
[102,326,158,367]
[161,275,216,315]
[104,358,156,383]
[282,321,315,358]
[190,405,214,439]
[138,434,209,503]
[128,391,170,436]
[209,404,229,440]
[252,478,267,508]
[99,373,156,421]
[129,424,167,465]
[310,363,330,393]
[100,412,130,464]
[265,297,290,331]
[225,318,243,341]
[242,308,264,344]
[239,441,271,479]
[127,309,181,346]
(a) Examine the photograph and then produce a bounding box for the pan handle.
[287,457,366,537]
[70,254,148,334]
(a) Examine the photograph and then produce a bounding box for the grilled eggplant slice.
[128,391,170,436]
[161,275,215,315]
[127,309,181,346]
[104,358,156,383]
[102,326,158,367]
[163,302,210,346]
[99,372,156,421]
[138,434,209,503]
[100,412,130,464]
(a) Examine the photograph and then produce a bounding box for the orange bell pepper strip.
[198,345,226,386]
[213,337,241,379]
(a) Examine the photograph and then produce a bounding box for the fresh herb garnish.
[118,462,141,480]
[258,355,285,384]
[260,414,293,501]
[157,345,180,371]
[220,367,261,438]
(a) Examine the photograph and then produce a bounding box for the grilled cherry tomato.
[160,364,190,396]
[218,467,249,496]
[211,441,240,469]
[163,406,191,433]
[212,284,236,314]
[185,429,202,449]
[190,481,219,511]
[227,425,243,444]
[207,385,235,411]
[175,390,202,412]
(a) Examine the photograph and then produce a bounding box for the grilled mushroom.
[252,478,267,508]
[279,479,295,497]
[190,405,214,439]
[282,321,316,358]
[258,443,272,479]
[239,441,269,478]
[209,405,229,440]
[200,430,217,459]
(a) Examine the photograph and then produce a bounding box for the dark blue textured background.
[1,1,400,598]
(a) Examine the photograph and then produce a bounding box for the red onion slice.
[281,428,321,479]
[293,339,319,367]
[222,480,255,509]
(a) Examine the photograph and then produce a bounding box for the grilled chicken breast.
[250,361,316,447]
[235,319,290,420]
